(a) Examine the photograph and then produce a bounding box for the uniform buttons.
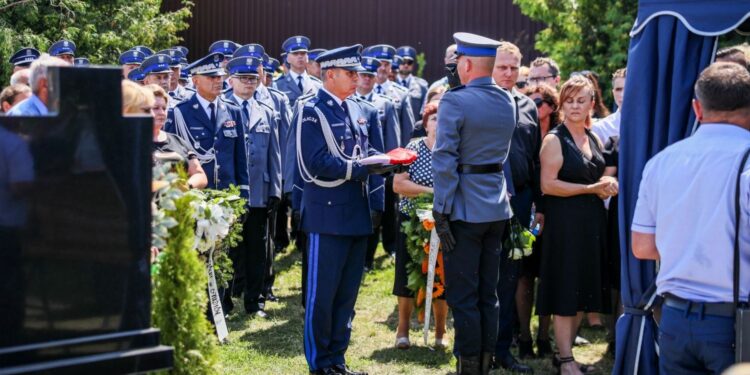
[214,137,218,140]
[327,201,332,205]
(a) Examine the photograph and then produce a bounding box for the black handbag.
[734,147,750,363]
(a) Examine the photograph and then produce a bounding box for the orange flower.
[422,220,435,231]
[436,252,445,281]
[433,283,445,298]
[422,257,428,274]
[417,287,425,307]
[418,308,425,324]
[423,242,430,254]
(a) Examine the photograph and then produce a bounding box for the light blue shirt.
[0,126,34,227]
[632,123,750,302]
[5,94,48,116]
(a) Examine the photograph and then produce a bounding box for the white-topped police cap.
[396,45,417,60]
[453,32,501,57]
[73,57,90,66]
[157,49,184,67]
[282,36,311,53]
[119,49,146,65]
[141,54,173,75]
[9,47,40,66]
[365,44,396,62]
[233,44,265,59]
[48,40,76,56]
[132,45,154,57]
[208,40,240,55]
[315,45,366,72]
[308,48,327,61]
[227,56,262,76]
[187,52,227,76]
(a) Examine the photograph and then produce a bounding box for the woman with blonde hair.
[537,75,618,375]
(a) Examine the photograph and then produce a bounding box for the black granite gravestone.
[0,66,173,374]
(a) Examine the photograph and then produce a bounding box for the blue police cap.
[49,40,76,56]
[308,48,327,62]
[453,32,501,57]
[186,52,226,76]
[392,55,403,70]
[315,45,365,72]
[208,40,240,55]
[119,49,146,65]
[227,57,262,76]
[261,53,270,64]
[74,57,90,66]
[157,49,184,67]
[365,44,396,62]
[263,57,280,75]
[141,54,173,75]
[131,46,154,57]
[127,67,146,82]
[282,36,311,53]
[179,67,190,80]
[233,44,265,59]
[9,47,40,66]
[396,46,417,60]
[360,56,379,75]
[173,46,189,58]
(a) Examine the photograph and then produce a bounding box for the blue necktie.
[208,102,216,129]
[242,100,249,122]
[297,76,304,92]
[376,85,383,94]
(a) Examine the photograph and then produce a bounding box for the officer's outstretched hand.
[367,163,400,176]
[432,210,456,253]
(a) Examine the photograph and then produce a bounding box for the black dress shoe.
[497,355,534,374]
[333,364,367,375]
[309,367,341,375]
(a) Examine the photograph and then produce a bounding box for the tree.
[514,0,637,103]
[0,0,193,86]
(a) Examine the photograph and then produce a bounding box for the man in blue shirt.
[632,62,750,374]
[7,54,69,116]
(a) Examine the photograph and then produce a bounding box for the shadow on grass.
[270,243,303,278]
[369,345,453,367]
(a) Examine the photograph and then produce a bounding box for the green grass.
[218,244,614,374]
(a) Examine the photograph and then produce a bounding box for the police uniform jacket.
[399,75,428,121]
[298,89,379,236]
[432,76,516,223]
[224,94,282,207]
[256,84,292,169]
[357,91,401,152]
[275,73,322,106]
[165,94,249,198]
[380,82,415,147]
[285,92,316,207]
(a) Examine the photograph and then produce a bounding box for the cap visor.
[199,70,227,77]
[342,65,367,72]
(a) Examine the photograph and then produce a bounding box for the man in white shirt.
[632,62,750,374]
[592,68,626,143]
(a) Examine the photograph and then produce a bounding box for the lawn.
[218,244,614,374]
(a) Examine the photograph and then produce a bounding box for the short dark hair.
[530,57,560,77]
[716,47,748,69]
[694,62,750,112]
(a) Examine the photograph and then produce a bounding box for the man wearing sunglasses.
[396,46,429,121]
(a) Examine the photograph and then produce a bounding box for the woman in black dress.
[537,76,618,375]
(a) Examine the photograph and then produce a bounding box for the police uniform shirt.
[289,70,311,93]
[195,93,220,120]
[632,124,750,303]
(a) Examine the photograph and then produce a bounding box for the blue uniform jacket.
[382,82,415,147]
[223,94,282,207]
[432,76,516,223]
[298,89,379,236]
[285,92,316,203]
[274,73,322,106]
[351,96,385,213]
[399,75,428,121]
[358,92,401,152]
[165,94,249,198]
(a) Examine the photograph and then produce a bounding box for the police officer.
[395,46,428,120]
[355,55,402,270]
[306,48,327,80]
[131,45,154,57]
[119,49,146,79]
[209,40,241,91]
[73,58,89,66]
[275,36,322,106]
[48,40,76,65]
[142,54,175,101]
[223,56,282,318]
[298,45,396,375]
[431,33,516,375]
[263,57,280,87]
[9,47,40,73]
[157,49,191,103]
[127,67,146,84]
[363,45,415,258]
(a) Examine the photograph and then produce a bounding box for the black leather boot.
[457,355,481,375]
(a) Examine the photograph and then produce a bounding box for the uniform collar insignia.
[326,100,333,106]
[193,103,200,109]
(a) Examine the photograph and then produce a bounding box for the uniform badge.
[193,103,200,109]
[223,120,236,128]
[357,118,366,125]
[326,100,333,107]
[296,37,302,44]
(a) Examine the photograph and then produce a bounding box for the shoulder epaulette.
[374,93,393,103]
[391,84,408,93]
[257,100,275,112]
[219,96,240,108]
[309,76,322,83]
[352,97,376,110]
[303,96,319,108]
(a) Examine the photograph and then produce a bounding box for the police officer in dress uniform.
[355,55,402,271]
[142,54,176,104]
[9,47,40,73]
[119,49,146,79]
[223,56,282,319]
[157,48,191,103]
[306,48,327,80]
[432,33,516,375]
[48,40,76,65]
[276,36,322,106]
[263,57,280,87]
[208,40,241,91]
[298,45,396,375]
[164,52,250,315]
[395,46,429,120]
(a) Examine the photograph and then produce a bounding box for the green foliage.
[415,52,426,78]
[0,0,193,86]
[514,0,637,103]
[152,190,219,375]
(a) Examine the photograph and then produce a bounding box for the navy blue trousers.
[445,219,506,356]
[304,233,367,371]
[659,305,735,374]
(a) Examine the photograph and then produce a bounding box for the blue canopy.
[615,1,750,374]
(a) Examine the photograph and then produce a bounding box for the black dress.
[536,125,610,316]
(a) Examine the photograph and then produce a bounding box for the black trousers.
[274,194,291,247]
[443,219,507,356]
[378,177,398,255]
[226,208,268,313]
[264,207,276,298]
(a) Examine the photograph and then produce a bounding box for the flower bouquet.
[504,217,536,260]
